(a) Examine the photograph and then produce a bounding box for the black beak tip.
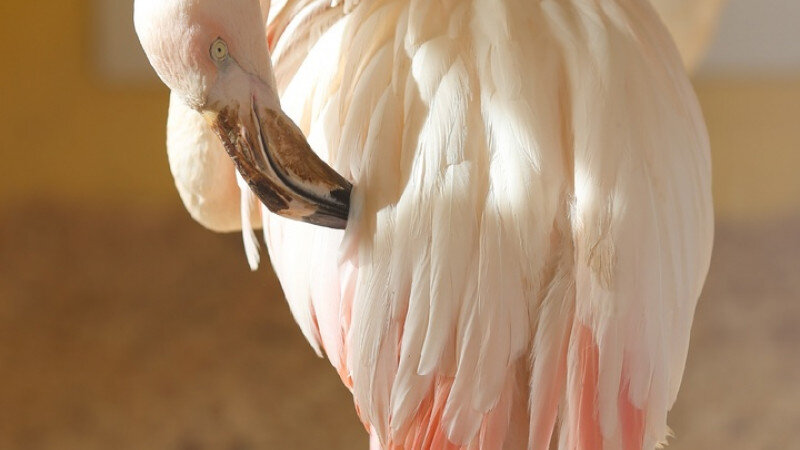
[330,186,352,206]
[302,183,352,230]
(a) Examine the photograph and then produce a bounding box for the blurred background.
[0,0,798,449]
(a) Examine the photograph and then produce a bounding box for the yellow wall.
[0,1,173,208]
[696,79,800,220]
[1,1,798,219]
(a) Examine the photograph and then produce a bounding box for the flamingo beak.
[205,99,351,229]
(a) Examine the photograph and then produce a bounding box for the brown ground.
[0,203,797,450]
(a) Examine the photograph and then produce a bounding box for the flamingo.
[134,0,715,448]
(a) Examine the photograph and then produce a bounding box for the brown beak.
[207,99,351,229]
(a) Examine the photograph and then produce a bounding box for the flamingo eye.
[210,38,229,62]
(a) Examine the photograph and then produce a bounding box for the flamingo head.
[134,0,351,229]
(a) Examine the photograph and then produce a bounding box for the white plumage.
[145,0,718,448]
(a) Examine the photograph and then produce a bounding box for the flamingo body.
[137,0,716,448]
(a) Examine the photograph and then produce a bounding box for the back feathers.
[259,0,713,449]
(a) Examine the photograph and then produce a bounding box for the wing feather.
[262,1,713,449]
[542,1,713,448]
